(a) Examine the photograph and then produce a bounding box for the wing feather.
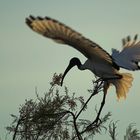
[112,35,140,70]
[26,15,117,68]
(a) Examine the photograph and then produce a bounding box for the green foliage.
[108,122,140,140]
[6,73,140,140]
[124,124,140,140]
[6,73,86,140]
[109,121,118,140]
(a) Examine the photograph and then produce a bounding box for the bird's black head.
[69,57,81,68]
[61,57,81,86]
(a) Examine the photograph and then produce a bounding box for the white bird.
[25,15,138,99]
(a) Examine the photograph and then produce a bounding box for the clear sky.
[0,0,140,139]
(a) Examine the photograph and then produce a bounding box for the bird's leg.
[96,90,106,123]
[94,77,102,83]
[94,82,109,124]
[75,78,103,120]
[85,87,107,131]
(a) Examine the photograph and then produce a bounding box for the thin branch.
[109,121,118,140]
[10,75,108,139]
[79,82,108,135]
[67,111,83,140]
[13,117,22,140]
[71,79,105,138]
[75,79,103,120]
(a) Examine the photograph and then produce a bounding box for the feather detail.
[110,73,133,99]
[112,35,140,70]
[26,15,114,67]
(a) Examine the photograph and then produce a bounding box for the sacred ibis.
[26,15,140,99]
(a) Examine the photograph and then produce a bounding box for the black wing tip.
[25,15,45,28]
[25,15,35,28]
[134,34,138,41]
[127,35,131,42]
[122,34,139,46]
[45,16,51,20]
[37,16,44,20]
[25,15,67,29]
[25,15,58,31]
[25,15,52,23]
[29,15,35,20]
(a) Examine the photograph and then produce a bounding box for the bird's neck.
[79,60,90,71]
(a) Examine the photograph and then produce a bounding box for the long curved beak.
[61,63,75,86]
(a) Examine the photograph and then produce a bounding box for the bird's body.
[26,15,138,99]
[81,59,118,79]
[26,15,119,79]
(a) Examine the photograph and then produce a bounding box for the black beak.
[60,57,81,86]
[61,63,75,86]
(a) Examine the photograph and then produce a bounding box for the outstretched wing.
[26,15,118,69]
[112,35,140,70]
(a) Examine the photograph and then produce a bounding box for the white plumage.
[112,35,140,70]
[25,15,140,99]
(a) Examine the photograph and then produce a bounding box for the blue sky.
[1,0,140,139]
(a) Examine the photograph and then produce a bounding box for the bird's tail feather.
[111,73,133,99]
